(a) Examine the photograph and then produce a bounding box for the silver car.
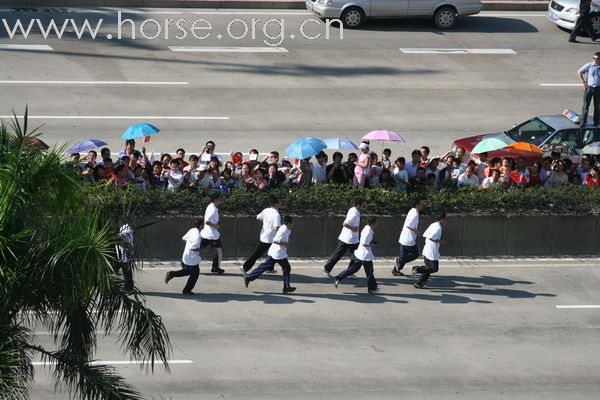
[306,0,482,29]
[547,0,600,35]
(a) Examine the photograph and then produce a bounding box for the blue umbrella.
[67,139,107,154]
[285,137,327,159]
[121,123,160,140]
[323,137,359,150]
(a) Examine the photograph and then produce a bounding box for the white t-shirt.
[422,222,443,261]
[257,207,281,244]
[311,162,327,184]
[354,225,375,262]
[200,203,220,240]
[181,228,202,266]
[457,173,480,186]
[399,208,419,246]
[268,225,291,260]
[167,171,184,191]
[481,177,501,189]
[338,207,361,244]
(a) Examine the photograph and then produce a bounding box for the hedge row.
[84,184,600,218]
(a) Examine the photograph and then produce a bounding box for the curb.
[1,0,550,12]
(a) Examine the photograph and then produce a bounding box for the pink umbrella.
[362,130,405,142]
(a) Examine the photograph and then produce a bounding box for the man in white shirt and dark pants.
[244,216,296,294]
[115,223,135,292]
[413,213,446,289]
[201,193,225,274]
[322,198,366,277]
[165,219,204,295]
[392,199,423,276]
[241,196,282,275]
[334,216,379,294]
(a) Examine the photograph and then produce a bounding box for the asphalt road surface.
[29,258,600,399]
[0,8,596,157]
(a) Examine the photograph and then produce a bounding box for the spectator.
[218,168,238,193]
[196,164,213,188]
[345,153,358,182]
[266,164,286,189]
[166,159,184,191]
[425,173,437,192]
[248,149,260,168]
[409,167,427,191]
[118,139,142,160]
[150,161,166,189]
[99,147,112,164]
[571,173,583,186]
[368,152,381,187]
[312,151,328,184]
[381,148,392,169]
[93,165,107,182]
[353,143,370,188]
[578,157,592,181]
[293,159,313,186]
[240,163,255,190]
[481,169,502,189]
[476,152,489,181]
[458,165,480,187]
[455,146,467,165]
[200,140,216,163]
[528,162,543,187]
[231,151,244,177]
[438,155,456,186]
[112,164,130,186]
[585,166,600,187]
[405,149,421,178]
[184,155,199,183]
[210,168,222,189]
[540,157,553,183]
[101,157,114,176]
[326,152,349,184]
[81,164,95,185]
[263,151,281,167]
[377,168,394,189]
[509,157,530,187]
[175,148,189,168]
[132,164,146,190]
[69,153,80,163]
[209,156,221,173]
[419,146,430,166]
[86,150,97,166]
[392,157,409,193]
[253,168,268,190]
[545,160,569,188]
[161,153,172,171]
[426,158,440,180]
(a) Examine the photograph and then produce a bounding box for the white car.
[306,0,482,29]
[547,0,600,34]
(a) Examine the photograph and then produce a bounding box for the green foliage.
[84,183,600,218]
[0,110,170,400]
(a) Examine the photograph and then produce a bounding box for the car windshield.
[505,118,556,145]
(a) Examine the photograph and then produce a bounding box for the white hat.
[359,143,369,150]
[197,164,208,172]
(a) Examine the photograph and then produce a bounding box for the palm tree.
[0,109,171,400]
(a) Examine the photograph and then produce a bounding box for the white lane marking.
[556,305,600,309]
[477,12,547,17]
[0,80,188,85]
[0,115,230,120]
[22,310,124,315]
[169,46,288,53]
[192,11,311,15]
[540,83,581,87]
[399,48,516,54]
[34,330,124,336]
[32,360,193,366]
[0,44,53,51]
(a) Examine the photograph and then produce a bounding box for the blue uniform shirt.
[579,61,600,87]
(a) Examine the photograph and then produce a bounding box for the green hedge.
[85,184,600,218]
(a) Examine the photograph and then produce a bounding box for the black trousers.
[415,257,439,286]
[170,262,199,293]
[336,259,377,291]
[582,86,600,126]
[395,244,419,271]
[248,256,292,289]
[323,240,358,273]
[201,238,223,271]
[243,241,272,272]
[114,261,134,291]
[569,12,598,41]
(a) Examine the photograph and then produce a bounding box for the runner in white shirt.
[245,216,296,294]
[322,198,366,278]
[392,199,423,276]
[413,213,446,289]
[200,193,224,274]
[241,196,282,275]
[164,219,204,295]
[334,217,379,294]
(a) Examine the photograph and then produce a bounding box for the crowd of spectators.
[71,138,600,193]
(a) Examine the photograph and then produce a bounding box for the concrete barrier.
[135,214,598,260]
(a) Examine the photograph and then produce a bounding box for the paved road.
[29,258,600,399]
[0,8,595,157]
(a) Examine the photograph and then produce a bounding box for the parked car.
[305,0,483,29]
[451,111,600,165]
[547,0,600,35]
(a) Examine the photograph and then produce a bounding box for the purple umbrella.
[362,130,405,142]
[67,139,107,154]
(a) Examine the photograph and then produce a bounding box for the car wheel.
[434,6,457,30]
[341,7,365,29]
[591,13,600,37]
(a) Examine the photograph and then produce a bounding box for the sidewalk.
[1,0,550,12]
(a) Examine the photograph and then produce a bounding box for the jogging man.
[165,219,204,295]
[201,192,225,274]
[413,213,446,289]
[241,196,282,275]
[392,199,423,276]
[244,216,296,294]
